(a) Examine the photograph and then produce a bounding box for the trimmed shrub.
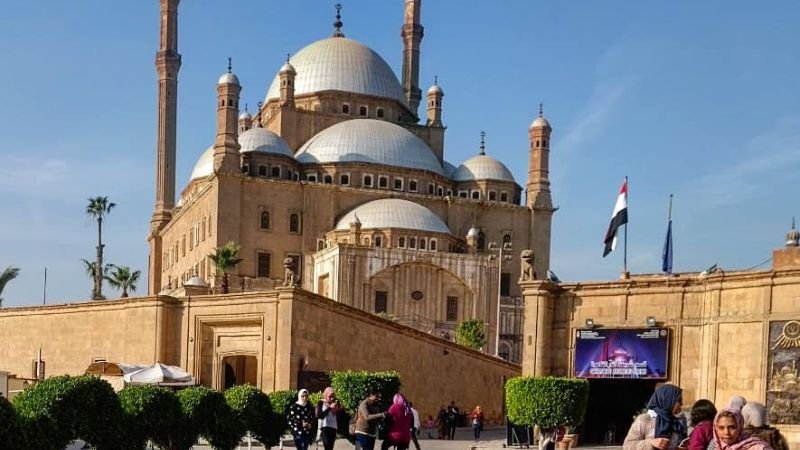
[13,375,124,450]
[268,389,298,437]
[225,385,276,446]
[456,319,487,350]
[0,395,22,449]
[505,376,589,431]
[118,384,183,450]
[178,386,245,450]
[330,370,401,414]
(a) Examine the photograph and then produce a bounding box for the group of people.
[623,384,789,450]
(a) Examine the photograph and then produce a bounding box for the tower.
[213,59,242,174]
[148,0,181,294]
[526,104,555,277]
[239,107,252,134]
[279,56,296,108]
[401,0,423,118]
[426,77,444,127]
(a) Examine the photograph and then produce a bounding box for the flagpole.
[666,194,673,288]
[623,176,628,275]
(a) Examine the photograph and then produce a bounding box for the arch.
[260,210,270,230]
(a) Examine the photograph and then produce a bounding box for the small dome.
[184,276,209,288]
[787,220,800,247]
[296,119,444,175]
[467,226,480,238]
[266,37,405,104]
[280,61,296,74]
[452,155,515,183]
[190,146,214,180]
[442,160,458,178]
[428,83,444,95]
[239,110,252,121]
[530,115,550,129]
[238,128,294,158]
[335,199,450,234]
[218,72,240,85]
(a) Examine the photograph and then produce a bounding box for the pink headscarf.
[323,386,340,412]
[393,393,410,416]
[713,408,767,450]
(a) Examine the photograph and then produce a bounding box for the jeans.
[294,434,310,450]
[321,427,337,450]
[356,434,376,450]
[473,424,482,440]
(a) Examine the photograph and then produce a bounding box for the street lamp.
[488,240,512,357]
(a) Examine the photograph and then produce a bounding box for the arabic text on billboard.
[574,328,669,379]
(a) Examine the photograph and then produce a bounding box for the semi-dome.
[452,155,516,183]
[190,146,214,180]
[335,199,450,234]
[238,128,294,157]
[296,119,444,175]
[265,37,405,104]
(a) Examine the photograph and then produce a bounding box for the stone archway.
[222,354,259,389]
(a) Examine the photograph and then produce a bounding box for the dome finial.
[227,57,232,73]
[479,131,486,155]
[788,217,800,247]
[434,75,438,86]
[286,53,291,63]
[244,103,248,112]
[333,3,345,37]
[539,102,544,117]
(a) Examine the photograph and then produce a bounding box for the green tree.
[0,266,20,307]
[104,264,141,298]
[208,241,242,294]
[330,370,401,414]
[456,319,487,350]
[86,196,115,300]
[225,385,277,446]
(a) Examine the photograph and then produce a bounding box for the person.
[471,405,484,441]
[446,401,460,440]
[713,408,771,450]
[287,389,315,450]
[623,384,687,450]
[409,401,421,450]
[424,415,435,439]
[688,399,717,450]
[382,393,413,450]
[316,387,342,450]
[728,396,748,411]
[436,406,448,440]
[354,388,387,450]
[742,402,788,450]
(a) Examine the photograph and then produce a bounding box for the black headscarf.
[646,384,687,439]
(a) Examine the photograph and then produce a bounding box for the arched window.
[323,175,333,184]
[398,237,406,248]
[342,104,350,114]
[359,106,367,116]
[289,213,300,233]
[471,191,480,200]
[489,191,497,201]
[377,108,384,118]
[258,165,267,176]
[260,211,270,230]
[503,232,512,244]
[429,239,437,251]
[500,192,509,202]
[477,231,486,251]
[363,175,373,187]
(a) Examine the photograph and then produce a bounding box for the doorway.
[581,379,657,445]
[222,355,258,390]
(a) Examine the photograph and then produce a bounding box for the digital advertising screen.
[574,328,670,379]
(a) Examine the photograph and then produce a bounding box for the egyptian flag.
[603,178,628,257]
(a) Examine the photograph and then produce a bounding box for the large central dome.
[265,37,405,104]
[295,119,444,175]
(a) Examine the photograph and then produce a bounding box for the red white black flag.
[603,179,628,257]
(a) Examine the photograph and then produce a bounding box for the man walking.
[409,402,422,450]
[446,401,459,440]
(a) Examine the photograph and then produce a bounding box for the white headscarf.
[297,388,309,406]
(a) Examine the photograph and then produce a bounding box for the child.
[424,415,435,439]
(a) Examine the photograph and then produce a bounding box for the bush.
[505,376,589,431]
[119,384,184,450]
[225,385,276,446]
[0,395,22,449]
[13,375,124,450]
[456,319,487,350]
[330,370,401,414]
[178,386,245,450]
[268,389,298,438]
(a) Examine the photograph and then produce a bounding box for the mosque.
[147,0,554,361]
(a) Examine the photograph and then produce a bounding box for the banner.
[574,328,669,379]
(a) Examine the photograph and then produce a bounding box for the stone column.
[520,280,558,376]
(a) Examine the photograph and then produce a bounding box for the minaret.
[213,58,242,174]
[239,106,252,133]
[401,0,423,117]
[527,104,555,277]
[279,55,296,108]
[426,76,444,127]
[148,0,181,295]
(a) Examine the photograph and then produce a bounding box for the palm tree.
[104,265,141,298]
[86,196,115,300]
[208,241,242,294]
[82,259,111,299]
[0,266,20,307]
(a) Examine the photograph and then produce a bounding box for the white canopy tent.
[122,362,196,387]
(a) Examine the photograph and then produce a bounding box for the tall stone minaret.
[526,104,555,278]
[401,0,423,118]
[213,59,242,174]
[148,0,181,294]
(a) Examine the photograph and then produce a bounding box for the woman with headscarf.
[728,396,748,411]
[315,386,342,450]
[713,408,771,450]
[381,393,413,450]
[742,402,787,450]
[688,399,717,450]
[623,384,688,450]
[287,389,315,450]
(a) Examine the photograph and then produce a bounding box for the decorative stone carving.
[283,257,297,287]
[520,249,536,281]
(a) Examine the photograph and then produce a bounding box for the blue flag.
[662,220,673,274]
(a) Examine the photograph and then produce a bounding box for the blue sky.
[1,1,798,307]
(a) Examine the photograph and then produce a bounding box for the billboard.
[574,328,669,379]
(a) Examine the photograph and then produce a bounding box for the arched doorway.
[221,355,258,389]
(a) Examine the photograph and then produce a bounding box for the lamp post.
[488,240,512,357]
